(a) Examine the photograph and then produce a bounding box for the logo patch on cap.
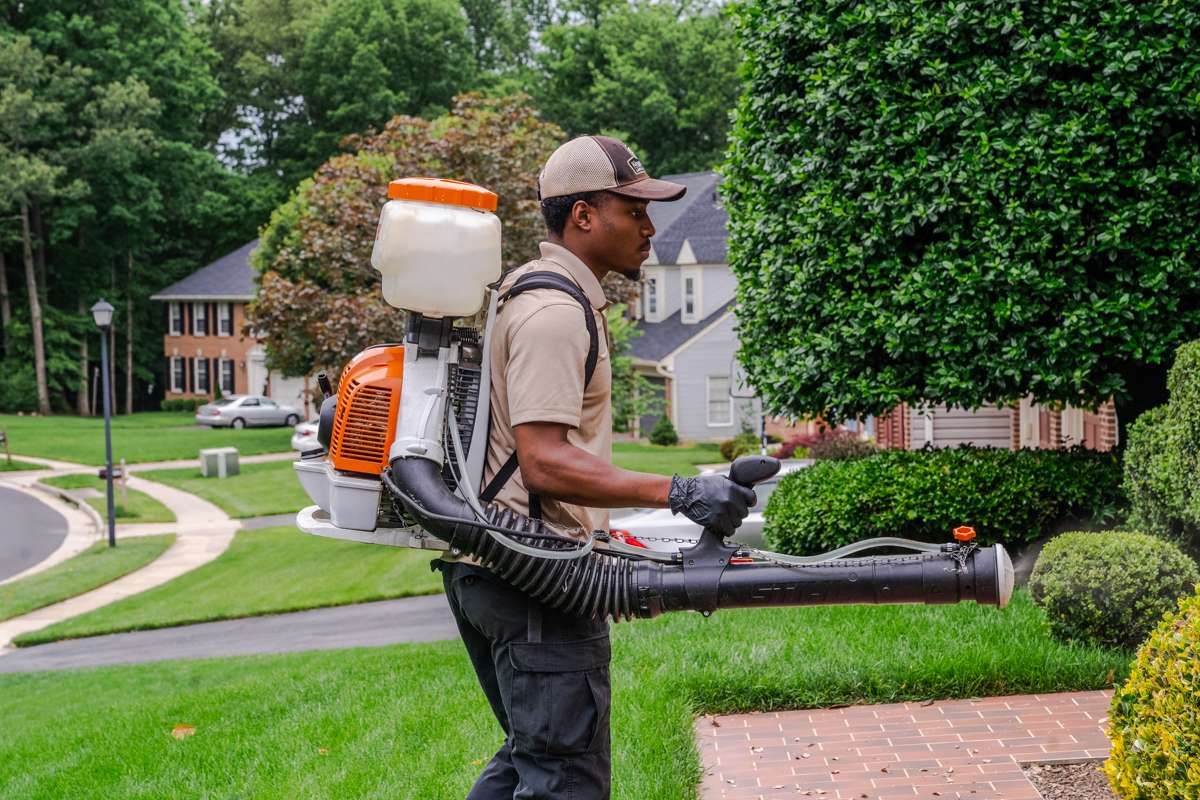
[627,155,645,175]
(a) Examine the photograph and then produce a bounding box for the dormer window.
[680,267,702,323]
[642,266,665,322]
[647,278,658,316]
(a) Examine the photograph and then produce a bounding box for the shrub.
[774,429,873,461]
[1105,586,1200,799]
[719,433,759,462]
[648,416,678,447]
[1123,340,1200,555]
[162,398,206,413]
[1028,531,1199,651]
[763,446,1125,555]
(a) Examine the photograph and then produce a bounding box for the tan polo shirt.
[482,241,614,539]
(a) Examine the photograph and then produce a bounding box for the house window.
[170,357,185,393]
[192,302,207,336]
[219,358,235,394]
[684,277,695,318]
[169,303,184,336]
[645,277,658,317]
[195,358,210,394]
[707,375,732,426]
[218,303,233,336]
[681,268,702,323]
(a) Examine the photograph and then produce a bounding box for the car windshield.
[213,398,236,406]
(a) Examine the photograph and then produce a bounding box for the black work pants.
[438,561,612,800]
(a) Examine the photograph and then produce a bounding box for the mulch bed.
[1022,761,1118,800]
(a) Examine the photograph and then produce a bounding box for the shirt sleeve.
[505,301,592,428]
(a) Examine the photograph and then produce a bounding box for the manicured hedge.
[1029,531,1199,651]
[161,398,206,412]
[763,446,1124,554]
[1106,586,1200,799]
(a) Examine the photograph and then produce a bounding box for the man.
[438,135,755,799]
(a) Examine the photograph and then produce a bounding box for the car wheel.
[231,417,246,429]
[285,414,299,426]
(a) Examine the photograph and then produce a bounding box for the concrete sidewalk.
[696,690,1114,799]
[0,470,239,650]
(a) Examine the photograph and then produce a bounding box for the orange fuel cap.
[953,526,977,542]
[388,177,498,212]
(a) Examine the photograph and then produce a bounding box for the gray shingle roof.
[150,240,259,301]
[629,299,734,363]
[648,171,727,265]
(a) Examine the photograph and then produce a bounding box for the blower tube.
[386,455,1013,622]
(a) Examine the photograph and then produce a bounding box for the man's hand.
[668,474,756,536]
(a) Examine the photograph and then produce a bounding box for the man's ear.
[569,199,594,233]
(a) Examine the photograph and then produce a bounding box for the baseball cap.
[538,135,687,202]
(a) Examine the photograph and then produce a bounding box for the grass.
[0,457,42,471]
[0,411,293,466]
[0,590,1130,799]
[14,525,443,645]
[613,441,722,476]
[39,474,176,523]
[0,536,174,623]
[140,460,306,519]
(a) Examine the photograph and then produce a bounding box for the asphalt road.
[0,593,459,673]
[0,484,69,583]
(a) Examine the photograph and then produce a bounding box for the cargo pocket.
[509,633,611,757]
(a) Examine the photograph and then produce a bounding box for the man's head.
[538,135,686,280]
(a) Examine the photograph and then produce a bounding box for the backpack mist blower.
[292,177,1015,620]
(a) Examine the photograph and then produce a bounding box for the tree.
[606,302,661,431]
[533,0,740,174]
[724,0,1200,438]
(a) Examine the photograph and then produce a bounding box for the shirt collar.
[538,241,610,311]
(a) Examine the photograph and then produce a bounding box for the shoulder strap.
[480,270,603,513]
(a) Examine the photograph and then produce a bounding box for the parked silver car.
[195,395,302,429]
[608,459,811,553]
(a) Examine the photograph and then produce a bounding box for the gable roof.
[150,240,259,301]
[647,171,727,265]
[629,299,734,363]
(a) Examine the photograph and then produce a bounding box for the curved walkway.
[0,458,241,651]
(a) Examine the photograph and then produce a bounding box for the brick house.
[150,240,311,414]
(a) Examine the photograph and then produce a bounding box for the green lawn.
[0,591,1129,799]
[40,475,176,523]
[14,526,443,645]
[0,458,42,471]
[0,536,174,623]
[613,441,722,476]
[140,460,306,518]
[0,412,293,466]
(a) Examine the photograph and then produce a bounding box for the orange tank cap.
[953,526,977,542]
[388,177,498,212]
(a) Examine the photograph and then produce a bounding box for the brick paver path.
[696,690,1113,799]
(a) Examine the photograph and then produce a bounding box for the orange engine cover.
[329,345,404,475]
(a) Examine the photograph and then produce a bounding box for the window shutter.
[164,356,170,393]
[185,303,192,335]
[187,357,194,393]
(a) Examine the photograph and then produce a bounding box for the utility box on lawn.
[200,447,239,478]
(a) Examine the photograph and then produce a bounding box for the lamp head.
[91,299,114,329]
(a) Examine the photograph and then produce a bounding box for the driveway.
[0,484,69,582]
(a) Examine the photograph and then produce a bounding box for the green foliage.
[160,398,205,412]
[1123,340,1200,554]
[607,304,661,432]
[534,1,741,174]
[649,415,678,447]
[725,0,1200,424]
[1106,586,1200,799]
[719,432,759,462]
[764,446,1125,555]
[1029,531,1200,651]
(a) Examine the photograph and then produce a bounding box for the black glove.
[668,474,757,537]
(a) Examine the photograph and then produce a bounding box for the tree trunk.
[31,197,47,304]
[21,201,50,415]
[77,298,90,416]
[1114,361,1171,452]
[0,251,10,355]
[125,252,134,415]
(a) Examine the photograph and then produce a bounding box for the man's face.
[585,193,656,280]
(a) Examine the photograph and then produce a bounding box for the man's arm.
[514,421,671,508]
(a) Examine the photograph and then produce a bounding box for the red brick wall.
[162,301,258,399]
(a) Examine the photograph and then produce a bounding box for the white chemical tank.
[371,177,502,318]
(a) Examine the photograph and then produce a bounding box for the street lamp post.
[91,299,117,548]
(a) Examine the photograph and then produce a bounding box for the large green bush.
[1124,341,1200,554]
[763,446,1124,554]
[725,0,1200,425]
[648,416,678,447]
[1106,586,1200,799]
[1029,531,1199,651]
